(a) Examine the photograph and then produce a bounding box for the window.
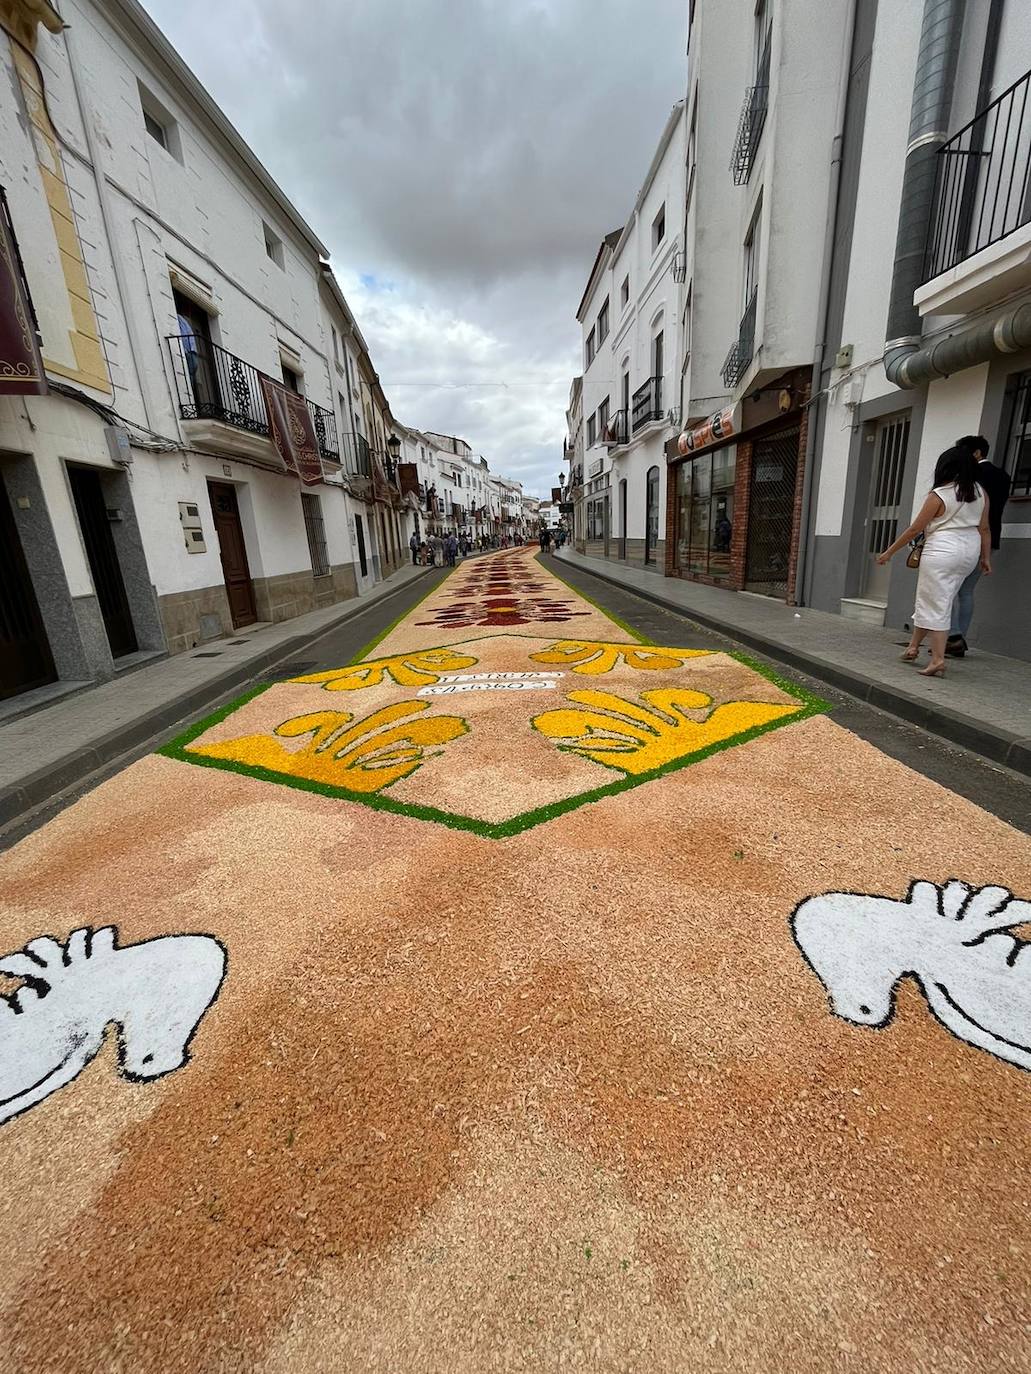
[652,204,666,251]
[585,326,596,367]
[331,326,339,362]
[597,297,609,344]
[264,222,284,269]
[598,397,610,439]
[282,364,302,393]
[621,364,630,419]
[138,83,182,163]
[620,275,629,309]
[1000,370,1031,497]
[144,110,166,149]
[744,198,762,307]
[587,498,606,540]
[338,391,348,424]
[301,493,330,577]
[653,329,664,384]
[587,412,597,447]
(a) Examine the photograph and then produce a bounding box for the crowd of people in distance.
[409,531,528,567]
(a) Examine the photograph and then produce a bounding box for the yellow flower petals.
[533,687,802,776]
[188,700,469,793]
[289,649,478,691]
[529,640,712,675]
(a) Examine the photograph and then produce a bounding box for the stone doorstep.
[555,552,1031,779]
[0,564,436,833]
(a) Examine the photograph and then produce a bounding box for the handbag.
[906,535,924,569]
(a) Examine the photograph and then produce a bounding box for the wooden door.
[208,482,256,627]
[69,465,137,658]
[0,479,55,699]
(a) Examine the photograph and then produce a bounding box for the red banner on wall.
[0,188,46,396]
[259,376,323,485]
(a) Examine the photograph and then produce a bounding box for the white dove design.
[0,926,226,1125]
[790,880,1031,1072]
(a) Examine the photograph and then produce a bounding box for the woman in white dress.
[876,447,990,677]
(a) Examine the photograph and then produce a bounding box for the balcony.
[730,27,771,185]
[631,377,663,434]
[721,288,758,388]
[603,408,629,446]
[917,66,1031,317]
[167,335,339,463]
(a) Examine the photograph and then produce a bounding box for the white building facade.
[572,102,686,569]
[0,0,527,709]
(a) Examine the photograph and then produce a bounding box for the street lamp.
[386,432,401,478]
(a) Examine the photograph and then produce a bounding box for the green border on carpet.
[534,552,648,644]
[158,656,829,843]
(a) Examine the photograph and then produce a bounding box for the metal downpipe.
[883,0,965,386]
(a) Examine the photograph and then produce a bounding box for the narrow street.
[1,548,1027,1373]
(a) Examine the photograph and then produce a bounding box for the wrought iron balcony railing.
[721,288,758,389]
[730,27,772,186]
[167,335,339,462]
[631,377,663,434]
[924,66,1031,283]
[603,408,629,446]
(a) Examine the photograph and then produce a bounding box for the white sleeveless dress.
[913,483,985,631]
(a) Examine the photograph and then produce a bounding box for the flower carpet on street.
[163,551,820,834]
[0,546,1029,1374]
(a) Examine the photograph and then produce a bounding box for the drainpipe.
[882,0,966,386]
[792,0,856,607]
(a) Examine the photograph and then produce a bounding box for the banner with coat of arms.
[259,376,323,485]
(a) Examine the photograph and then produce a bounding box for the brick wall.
[783,380,812,606]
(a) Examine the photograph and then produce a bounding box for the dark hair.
[933,446,980,503]
[956,434,990,459]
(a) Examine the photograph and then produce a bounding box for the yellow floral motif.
[530,640,712,675]
[187,701,468,792]
[532,688,801,776]
[289,649,478,692]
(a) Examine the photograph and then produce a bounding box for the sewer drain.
[193,651,223,658]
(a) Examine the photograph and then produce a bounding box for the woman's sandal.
[899,647,920,662]
[918,661,945,677]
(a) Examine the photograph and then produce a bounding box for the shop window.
[674,448,737,579]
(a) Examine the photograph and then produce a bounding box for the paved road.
[1,548,1028,1373]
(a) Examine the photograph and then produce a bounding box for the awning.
[677,403,740,457]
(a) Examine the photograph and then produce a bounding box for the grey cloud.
[142,0,687,493]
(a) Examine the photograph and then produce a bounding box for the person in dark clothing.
[409,532,420,565]
[946,435,1010,657]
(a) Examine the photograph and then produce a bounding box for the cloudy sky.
[143,0,687,496]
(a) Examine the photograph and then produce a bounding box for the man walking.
[946,434,1010,657]
[409,531,420,566]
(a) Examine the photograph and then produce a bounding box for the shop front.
[665,370,810,601]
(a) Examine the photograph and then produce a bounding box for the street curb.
[0,566,441,831]
[555,555,1031,779]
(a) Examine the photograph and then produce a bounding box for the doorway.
[355,512,368,578]
[0,479,55,699]
[208,482,257,628]
[619,478,627,559]
[645,465,660,563]
[174,289,220,419]
[745,428,800,596]
[68,465,138,657]
[861,412,910,602]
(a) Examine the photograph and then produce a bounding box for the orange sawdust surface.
[0,548,1029,1374]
